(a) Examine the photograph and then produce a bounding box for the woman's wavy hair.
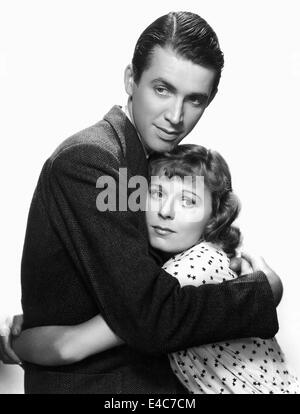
[148,144,241,258]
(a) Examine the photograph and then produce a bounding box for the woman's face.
[146,175,213,254]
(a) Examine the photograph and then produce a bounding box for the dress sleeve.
[163,243,239,287]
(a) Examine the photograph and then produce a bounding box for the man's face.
[125,46,217,153]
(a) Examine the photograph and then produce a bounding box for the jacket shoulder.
[49,119,123,165]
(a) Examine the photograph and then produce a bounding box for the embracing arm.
[11,253,281,366]
[12,315,123,366]
[13,249,281,366]
[241,252,283,306]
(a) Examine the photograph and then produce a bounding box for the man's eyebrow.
[188,92,209,101]
[151,78,177,93]
[151,78,209,101]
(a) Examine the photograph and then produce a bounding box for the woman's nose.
[158,198,175,220]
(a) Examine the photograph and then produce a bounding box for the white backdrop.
[0,0,299,394]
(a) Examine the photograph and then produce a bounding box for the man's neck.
[124,100,151,159]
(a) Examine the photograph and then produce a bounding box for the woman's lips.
[152,225,176,236]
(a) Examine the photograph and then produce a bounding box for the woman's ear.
[124,64,134,97]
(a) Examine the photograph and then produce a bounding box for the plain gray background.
[1,0,299,393]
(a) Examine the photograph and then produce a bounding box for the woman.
[12,144,299,393]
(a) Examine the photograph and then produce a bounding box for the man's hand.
[0,314,23,364]
[241,252,283,307]
[230,256,254,275]
[229,256,242,275]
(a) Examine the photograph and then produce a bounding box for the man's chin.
[150,139,177,153]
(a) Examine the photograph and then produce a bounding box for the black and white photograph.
[0,0,299,395]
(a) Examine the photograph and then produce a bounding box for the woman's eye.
[182,197,196,207]
[150,189,163,199]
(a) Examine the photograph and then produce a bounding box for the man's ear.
[207,88,218,107]
[124,64,134,97]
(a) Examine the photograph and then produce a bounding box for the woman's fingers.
[0,315,22,364]
[11,314,24,336]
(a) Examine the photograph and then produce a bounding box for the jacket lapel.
[104,106,148,179]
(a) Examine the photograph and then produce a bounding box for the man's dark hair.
[132,11,224,93]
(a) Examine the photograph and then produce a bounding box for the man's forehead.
[144,46,216,93]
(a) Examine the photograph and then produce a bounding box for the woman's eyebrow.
[182,189,201,198]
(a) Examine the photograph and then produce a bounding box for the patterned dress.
[164,241,299,394]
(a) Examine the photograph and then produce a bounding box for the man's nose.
[158,198,175,220]
[164,98,184,125]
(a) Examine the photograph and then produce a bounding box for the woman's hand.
[12,325,80,365]
[0,314,23,364]
[11,315,124,366]
[241,252,283,306]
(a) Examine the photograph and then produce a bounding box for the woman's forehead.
[150,175,205,194]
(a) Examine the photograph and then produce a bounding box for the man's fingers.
[229,257,242,274]
[241,251,254,263]
[241,251,265,273]
[240,258,253,275]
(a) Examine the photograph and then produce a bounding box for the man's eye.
[189,97,206,107]
[191,99,201,106]
[155,86,169,96]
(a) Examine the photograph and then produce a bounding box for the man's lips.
[154,125,182,140]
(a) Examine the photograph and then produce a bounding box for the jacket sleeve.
[48,144,278,355]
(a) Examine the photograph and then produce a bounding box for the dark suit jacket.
[21,106,278,394]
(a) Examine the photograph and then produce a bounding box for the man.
[0,11,279,393]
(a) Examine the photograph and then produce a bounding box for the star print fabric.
[163,241,299,394]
